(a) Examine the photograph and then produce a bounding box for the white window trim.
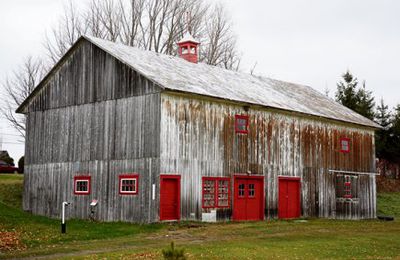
[120,177,138,194]
[75,179,89,194]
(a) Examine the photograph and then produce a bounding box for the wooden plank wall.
[23,40,162,223]
[21,41,160,113]
[23,158,159,222]
[160,93,377,220]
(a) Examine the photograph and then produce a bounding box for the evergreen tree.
[375,98,391,128]
[335,71,375,119]
[356,81,375,120]
[0,151,14,166]
[335,70,359,111]
[388,105,400,163]
[18,156,24,173]
[375,99,391,159]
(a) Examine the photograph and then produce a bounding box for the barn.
[17,33,380,223]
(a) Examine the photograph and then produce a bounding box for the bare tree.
[201,4,240,69]
[2,0,241,137]
[44,0,88,65]
[44,0,240,69]
[0,56,44,137]
[118,0,145,46]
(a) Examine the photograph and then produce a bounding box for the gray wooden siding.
[25,95,160,165]
[24,94,161,222]
[23,41,162,222]
[23,158,159,222]
[159,93,376,220]
[21,41,161,113]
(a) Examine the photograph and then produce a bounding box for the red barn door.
[278,177,301,219]
[233,176,264,221]
[160,175,180,221]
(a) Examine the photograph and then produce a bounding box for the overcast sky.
[1,0,399,161]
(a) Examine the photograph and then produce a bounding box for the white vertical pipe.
[62,202,67,224]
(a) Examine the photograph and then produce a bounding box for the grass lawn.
[0,174,400,259]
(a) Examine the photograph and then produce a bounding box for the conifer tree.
[375,99,391,159]
[375,98,391,129]
[356,81,375,120]
[388,104,400,163]
[335,71,375,119]
[335,70,359,111]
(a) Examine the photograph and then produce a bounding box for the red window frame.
[202,177,231,208]
[119,174,139,195]
[74,176,91,195]
[235,115,249,134]
[340,137,351,153]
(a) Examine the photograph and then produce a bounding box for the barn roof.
[17,36,380,129]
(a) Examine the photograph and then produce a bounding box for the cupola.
[177,32,200,63]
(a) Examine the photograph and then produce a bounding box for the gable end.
[17,38,163,113]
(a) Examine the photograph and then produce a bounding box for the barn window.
[340,137,350,153]
[202,177,230,208]
[335,174,357,199]
[235,115,249,134]
[74,176,91,195]
[248,183,255,197]
[343,175,352,198]
[119,174,139,195]
[238,183,245,197]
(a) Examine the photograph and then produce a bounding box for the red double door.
[160,175,181,221]
[233,176,264,221]
[278,177,301,219]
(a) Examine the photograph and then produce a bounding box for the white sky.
[1,0,399,161]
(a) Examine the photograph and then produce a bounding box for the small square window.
[235,115,249,134]
[340,137,350,153]
[74,176,91,195]
[119,174,139,195]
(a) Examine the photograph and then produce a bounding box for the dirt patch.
[0,230,26,252]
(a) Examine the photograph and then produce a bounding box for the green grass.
[1,173,400,259]
[0,174,164,258]
[0,174,23,208]
[377,192,400,218]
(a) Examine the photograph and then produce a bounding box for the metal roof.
[18,36,380,129]
[85,36,379,128]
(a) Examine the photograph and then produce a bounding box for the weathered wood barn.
[17,33,380,223]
